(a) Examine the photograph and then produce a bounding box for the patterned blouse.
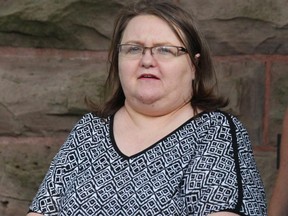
[29,111,267,215]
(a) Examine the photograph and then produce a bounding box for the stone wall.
[0,0,287,215]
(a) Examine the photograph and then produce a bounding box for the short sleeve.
[183,112,267,216]
[28,114,93,215]
[231,114,267,215]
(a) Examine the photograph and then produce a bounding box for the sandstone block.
[253,147,277,204]
[0,136,65,216]
[215,58,266,145]
[0,48,107,135]
[269,61,288,145]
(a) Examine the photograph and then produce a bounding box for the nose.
[141,48,156,67]
[142,47,154,56]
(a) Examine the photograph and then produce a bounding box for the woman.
[269,108,288,215]
[27,0,267,215]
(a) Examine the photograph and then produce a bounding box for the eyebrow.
[120,41,178,46]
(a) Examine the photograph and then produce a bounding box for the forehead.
[121,15,182,44]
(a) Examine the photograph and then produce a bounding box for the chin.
[138,96,160,105]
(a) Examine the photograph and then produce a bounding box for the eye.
[125,45,143,54]
[156,46,176,56]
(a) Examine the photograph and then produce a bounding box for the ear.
[191,53,200,80]
[194,53,200,64]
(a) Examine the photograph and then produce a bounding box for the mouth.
[138,74,159,79]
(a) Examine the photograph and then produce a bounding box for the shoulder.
[66,113,111,142]
[206,110,246,130]
[72,113,110,130]
[196,110,241,127]
[56,113,112,151]
[194,110,248,140]
[191,111,236,144]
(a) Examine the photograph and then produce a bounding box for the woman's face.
[118,15,195,116]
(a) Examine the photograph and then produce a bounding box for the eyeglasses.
[118,44,188,60]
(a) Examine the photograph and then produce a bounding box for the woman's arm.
[26,213,43,216]
[209,212,239,216]
[269,108,288,215]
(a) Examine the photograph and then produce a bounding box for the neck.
[118,100,195,129]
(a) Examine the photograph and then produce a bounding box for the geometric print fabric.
[29,111,267,215]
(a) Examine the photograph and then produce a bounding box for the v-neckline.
[109,111,206,159]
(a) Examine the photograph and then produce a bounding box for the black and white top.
[29,111,267,215]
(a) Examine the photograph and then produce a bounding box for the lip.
[138,73,160,80]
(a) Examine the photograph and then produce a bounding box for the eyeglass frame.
[118,44,188,59]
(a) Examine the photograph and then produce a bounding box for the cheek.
[118,59,138,75]
[186,59,196,78]
[118,59,138,87]
[118,60,128,79]
[179,64,195,93]
[190,67,196,80]
[177,61,196,81]
[184,62,196,82]
[118,59,124,73]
